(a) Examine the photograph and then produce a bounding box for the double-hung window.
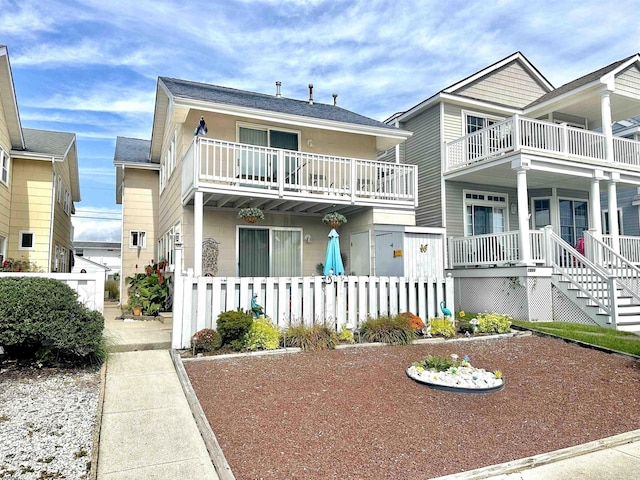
[0,148,9,186]
[130,230,146,248]
[0,235,6,264]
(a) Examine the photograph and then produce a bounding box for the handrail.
[584,231,640,304]
[546,229,615,317]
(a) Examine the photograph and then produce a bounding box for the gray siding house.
[390,52,640,332]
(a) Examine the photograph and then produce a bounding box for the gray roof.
[526,55,637,108]
[22,128,74,156]
[159,77,397,130]
[114,136,151,163]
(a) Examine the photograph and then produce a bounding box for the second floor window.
[130,230,146,248]
[0,148,9,185]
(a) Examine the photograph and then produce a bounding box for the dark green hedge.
[0,277,105,364]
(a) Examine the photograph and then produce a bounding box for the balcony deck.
[181,137,417,211]
[445,115,640,173]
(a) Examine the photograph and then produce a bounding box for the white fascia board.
[398,92,519,123]
[113,160,160,171]
[173,97,412,142]
[0,46,25,149]
[601,55,640,85]
[10,151,64,161]
[524,81,604,117]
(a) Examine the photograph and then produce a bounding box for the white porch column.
[194,190,203,276]
[516,167,532,265]
[608,179,620,253]
[601,90,614,162]
[589,178,602,238]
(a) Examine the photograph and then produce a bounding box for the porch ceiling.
[185,190,384,218]
[444,152,640,190]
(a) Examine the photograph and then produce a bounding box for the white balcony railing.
[182,137,418,206]
[447,231,545,268]
[445,114,640,171]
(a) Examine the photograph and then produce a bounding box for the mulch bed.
[184,335,640,479]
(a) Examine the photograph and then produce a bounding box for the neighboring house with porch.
[391,51,640,331]
[0,45,80,273]
[115,78,452,344]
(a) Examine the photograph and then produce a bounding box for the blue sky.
[2,0,639,241]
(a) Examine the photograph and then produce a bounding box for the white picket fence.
[0,272,105,313]
[171,253,454,349]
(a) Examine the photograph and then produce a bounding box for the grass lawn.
[512,320,640,356]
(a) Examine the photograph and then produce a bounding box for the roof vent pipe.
[275,81,282,98]
[308,84,314,105]
[332,93,338,106]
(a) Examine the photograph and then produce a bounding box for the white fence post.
[171,242,186,349]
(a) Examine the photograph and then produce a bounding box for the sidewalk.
[96,305,219,479]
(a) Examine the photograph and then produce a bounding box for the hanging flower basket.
[322,212,347,229]
[238,207,264,223]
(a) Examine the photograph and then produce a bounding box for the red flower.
[158,276,164,284]
[156,269,161,275]
[135,264,138,269]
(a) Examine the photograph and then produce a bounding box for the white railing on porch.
[447,231,544,268]
[445,114,640,171]
[602,234,640,265]
[584,231,640,303]
[543,228,617,327]
[182,137,418,206]
[171,256,454,348]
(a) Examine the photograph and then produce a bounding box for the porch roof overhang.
[183,187,415,219]
[444,151,640,191]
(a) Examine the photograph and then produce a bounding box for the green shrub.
[477,312,512,334]
[0,277,105,365]
[283,323,338,351]
[414,354,454,372]
[359,314,415,345]
[104,279,119,300]
[243,317,280,351]
[125,261,170,315]
[338,325,354,343]
[192,328,222,353]
[429,318,456,338]
[216,309,253,349]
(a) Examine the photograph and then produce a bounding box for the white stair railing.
[584,230,640,304]
[543,226,617,326]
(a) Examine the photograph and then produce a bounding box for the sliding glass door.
[238,227,302,277]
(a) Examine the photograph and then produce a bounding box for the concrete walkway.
[96,304,219,479]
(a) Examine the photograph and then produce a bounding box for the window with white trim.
[464,190,508,236]
[129,230,146,248]
[0,235,6,264]
[63,189,70,214]
[0,148,9,186]
[237,226,302,277]
[19,231,35,250]
[57,176,62,203]
[531,198,551,230]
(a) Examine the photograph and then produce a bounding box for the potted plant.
[129,292,143,316]
[238,207,265,223]
[322,212,347,229]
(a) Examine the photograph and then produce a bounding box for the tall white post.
[171,240,185,349]
[194,191,203,276]
[608,179,620,253]
[601,90,614,162]
[590,178,602,238]
[516,167,532,265]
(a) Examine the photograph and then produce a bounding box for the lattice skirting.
[551,286,598,326]
[454,276,552,321]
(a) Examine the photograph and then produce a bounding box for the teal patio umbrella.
[323,228,345,276]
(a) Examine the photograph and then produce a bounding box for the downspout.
[48,157,56,272]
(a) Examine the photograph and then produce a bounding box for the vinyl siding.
[445,182,518,237]
[400,104,443,227]
[601,187,640,236]
[120,169,158,300]
[158,123,185,256]
[0,98,11,239]
[455,60,550,108]
[51,155,75,271]
[443,103,465,141]
[616,64,640,101]
[7,160,53,271]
